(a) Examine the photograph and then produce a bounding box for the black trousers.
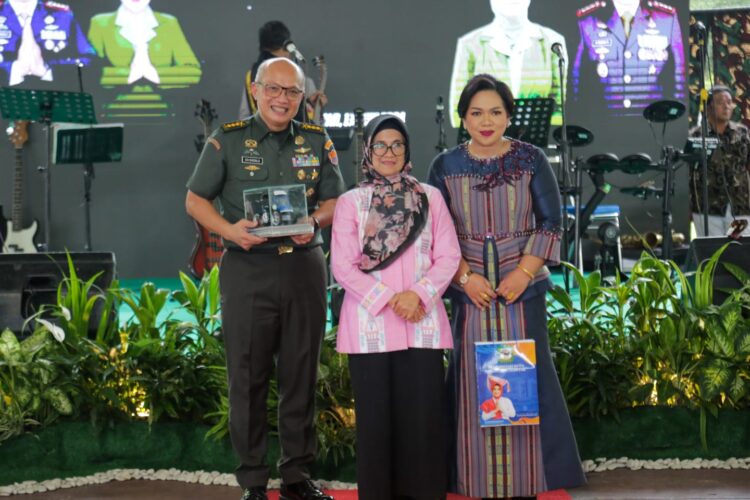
[349,348,448,500]
[220,247,327,488]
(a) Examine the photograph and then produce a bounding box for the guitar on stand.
[3,121,38,253]
[311,56,327,125]
[188,99,224,279]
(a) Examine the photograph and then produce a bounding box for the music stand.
[506,98,555,149]
[53,124,124,250]
[0,88,96,251]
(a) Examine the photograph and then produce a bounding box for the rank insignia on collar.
[295,135,305,145]
[245,139,258,148]
[300,123,324,134]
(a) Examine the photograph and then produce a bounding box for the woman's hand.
[463,273,497,310]
[388,291,425,323]
[496,269,532,305]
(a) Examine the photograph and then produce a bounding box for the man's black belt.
[228,244,319,256]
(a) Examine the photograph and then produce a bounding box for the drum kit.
[557,99,694,269]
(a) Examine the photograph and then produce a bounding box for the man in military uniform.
[572,0,685,116]
[449,0,567,127]
[0,0,95,86]
[186,58,344,500]
[689,85,750,237]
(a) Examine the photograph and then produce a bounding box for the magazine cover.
[475,340,539,428]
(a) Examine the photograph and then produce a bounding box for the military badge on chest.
[241,138,265,177]
[40,15,68,52]
[291,135,320,181]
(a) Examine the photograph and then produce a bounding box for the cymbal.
[585,152,619,172]
[643,100,686,123]
[553,125,594,147]
[619,153,661,174]
[621,186,665,199]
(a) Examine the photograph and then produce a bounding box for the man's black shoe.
[241,486,268,500]
[279,479,333,500]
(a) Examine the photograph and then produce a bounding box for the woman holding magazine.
[427,74,585,498]
[331,114,461,500]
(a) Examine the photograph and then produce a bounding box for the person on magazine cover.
[331,114,461,500]
[480,375,516,422]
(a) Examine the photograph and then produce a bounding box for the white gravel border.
[2,459,750,496]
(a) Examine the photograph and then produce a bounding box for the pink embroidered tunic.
[331,184,461,354]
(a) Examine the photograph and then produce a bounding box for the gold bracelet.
[517,265,535,280]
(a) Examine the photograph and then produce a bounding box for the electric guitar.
[353,107,365,184]
[188,99,224,279]
[3,121,38,253]
[311,55,327,125]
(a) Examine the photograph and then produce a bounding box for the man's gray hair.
[256,57,305,89]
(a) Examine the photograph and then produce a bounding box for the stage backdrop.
[0,0,693,278]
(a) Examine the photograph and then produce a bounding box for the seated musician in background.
[238,20,327,122]
[689,85,750,237]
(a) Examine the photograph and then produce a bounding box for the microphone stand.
[435,96,447,152]
[556,52,576,291]
[77,64,95,251]
[696,26,710,236]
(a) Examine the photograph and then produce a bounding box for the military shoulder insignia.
[44,1,71,11]
[207,137,221,152]
[300,123,325,134]
[577,0,606,17]
[221,120,250,132]
[647,0,676,14]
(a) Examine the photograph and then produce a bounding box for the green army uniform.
[88,11,201,87]
[186,114,345,490]
[449,22,567,128]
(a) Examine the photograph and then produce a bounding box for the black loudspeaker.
[686,237,750,304]
[0,252,116,336]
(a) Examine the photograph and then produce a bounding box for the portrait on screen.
[0,0,95,86]
[572,0,686,116]
[448,0,568,128]
[87,0,201,88]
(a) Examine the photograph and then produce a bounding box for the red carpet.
[266,489,571,499]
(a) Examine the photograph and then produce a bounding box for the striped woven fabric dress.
[428,140,586,498]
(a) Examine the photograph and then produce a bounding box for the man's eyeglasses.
[370,142,406,157]
[257,82,304,100]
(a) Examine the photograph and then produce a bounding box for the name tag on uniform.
[242,156,263,165]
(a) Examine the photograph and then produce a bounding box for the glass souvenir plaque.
[243,184,313,237]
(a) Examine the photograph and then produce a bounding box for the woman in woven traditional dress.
[331,115,461,499]
[427,74,586,498]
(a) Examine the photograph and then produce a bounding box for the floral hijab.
[359,115,428,272]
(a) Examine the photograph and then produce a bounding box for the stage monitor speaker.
[0,252,116,337]
[686,236,750,305]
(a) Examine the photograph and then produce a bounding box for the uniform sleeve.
[449,36,473,128]
[331,193,396,316]
[410,189,461,313]
[523,150,562,264]
[669,12,685,98]
[186,129,226,200]
[316,132,346,201]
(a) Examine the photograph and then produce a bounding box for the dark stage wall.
[0,0,693,278]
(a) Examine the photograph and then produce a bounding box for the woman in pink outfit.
[331,114,461,500]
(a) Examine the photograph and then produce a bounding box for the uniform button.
[623,99,632,108]
[624,75,632,84]
[624,50,632,59]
